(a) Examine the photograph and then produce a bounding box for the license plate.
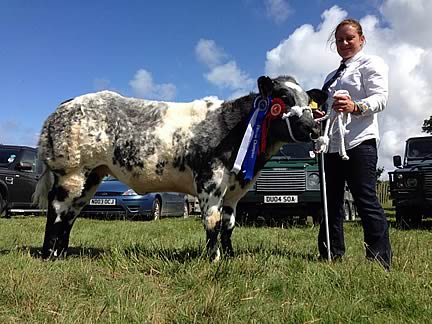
[90,198,116,205]
[264,195,298,204]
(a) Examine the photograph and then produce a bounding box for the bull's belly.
[112,165,197,196]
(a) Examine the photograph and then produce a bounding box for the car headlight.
[122,188,138,196]
[405,177,418,188]
[306,172,320,190]
[395,174,405,188]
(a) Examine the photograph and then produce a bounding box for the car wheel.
[395,206,410,229]
[183,201,189,218]
[0,194,8,218]
[150,198,161,221]
[312,208,323,225]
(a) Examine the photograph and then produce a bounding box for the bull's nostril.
[310,133,319,141]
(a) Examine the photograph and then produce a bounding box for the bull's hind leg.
[220,206,236,257]
[42,167,106,259]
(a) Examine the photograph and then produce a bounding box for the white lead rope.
[281,105,313,144]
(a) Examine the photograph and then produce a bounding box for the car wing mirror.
[392,155,402,168]
[15,162,33,171]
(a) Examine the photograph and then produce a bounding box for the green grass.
[0,215,431,323]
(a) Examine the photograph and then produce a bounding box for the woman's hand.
[312,109,326,119]
[332,94,356,113]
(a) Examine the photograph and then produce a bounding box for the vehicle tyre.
[395,206,410,229]
[183,200,189,218]
[0,194,8,218]
[411,212,423,228]
[312,208,323,225]
[150,198,161,221]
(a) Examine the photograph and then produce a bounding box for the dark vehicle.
[237,142,356,224]
[388,135,432,228]
[80,176,189,220]
[0,144,44,216]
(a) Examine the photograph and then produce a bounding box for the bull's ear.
[257,76,273,98]
[306,89,328,107]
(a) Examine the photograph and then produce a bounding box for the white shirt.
[323,50,389,153]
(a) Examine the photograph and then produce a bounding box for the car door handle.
[5,177,14,184]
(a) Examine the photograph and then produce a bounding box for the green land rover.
[236,142,356,224]
[388,135,432,228]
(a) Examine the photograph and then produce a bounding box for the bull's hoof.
[209,247,221,263]
[223,249,234,258]
[41,246,68,260]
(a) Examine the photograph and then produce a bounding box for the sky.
[1,0,431,176]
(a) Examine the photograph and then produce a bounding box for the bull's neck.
[219,94,256,132]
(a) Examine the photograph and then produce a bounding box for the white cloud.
[264,2,432,175]
[129,69,176,100]
[195,39,227,68]
[265,0,292,24]
[196,39,254,98]
[380,0,432,47]
[206,61,254,90]
[265,6,346,89]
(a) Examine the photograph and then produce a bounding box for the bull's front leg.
[220,206,236,257]
[202,204,222,262]
[196,164,231,262]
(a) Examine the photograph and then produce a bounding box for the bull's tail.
[32,165,54,210]
[33,115,56,210]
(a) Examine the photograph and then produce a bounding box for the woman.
[318,19,392,270]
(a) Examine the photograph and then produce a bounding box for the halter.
[281,105,315,144]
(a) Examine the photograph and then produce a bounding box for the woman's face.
[335,24,365,60]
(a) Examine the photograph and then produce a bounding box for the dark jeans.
[318,139,392,269]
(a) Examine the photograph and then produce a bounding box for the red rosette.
[260,98,287,155]
[270,98,286,117]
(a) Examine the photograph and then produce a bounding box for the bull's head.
[257,75,327,143]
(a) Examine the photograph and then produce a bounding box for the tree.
[422,116,432,134]
[376,166,385,183]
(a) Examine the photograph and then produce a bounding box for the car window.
[21,150,37,173]
[407,139,432,158]
[103,175,117,181]
[274,142,314,159]
[0,149,20,166]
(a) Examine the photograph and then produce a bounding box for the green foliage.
[0,216,431,323]
[376,166,385,182]
[422,116,432,134]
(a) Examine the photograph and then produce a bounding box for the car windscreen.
[407,139,432,159]
[0,149,20,167]
[103,175,117,181]
[272,142,314,160]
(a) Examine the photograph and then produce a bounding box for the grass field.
[0,214,431,323]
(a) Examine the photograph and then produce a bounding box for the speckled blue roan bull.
[33,76,327,260]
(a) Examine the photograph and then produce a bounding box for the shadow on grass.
[387,219,432,230]
[237,216,316,229]
[20,244,204,263]
[20,246,108,259]
[18,242,318,263]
